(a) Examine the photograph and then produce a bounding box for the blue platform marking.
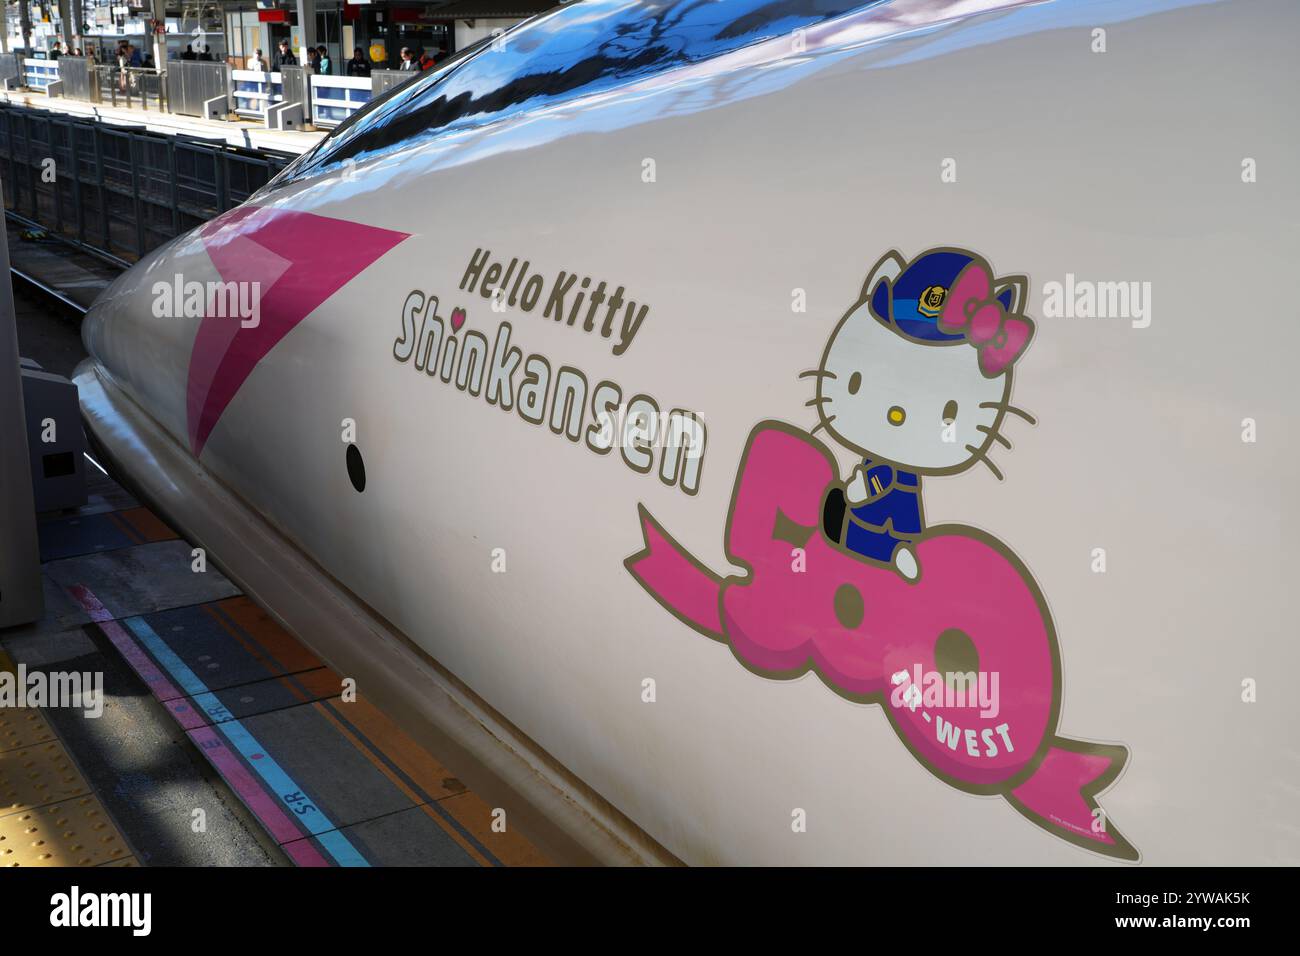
[124,615,370,867]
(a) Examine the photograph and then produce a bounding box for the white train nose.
[81,229,222,453]
[82,205,410,459]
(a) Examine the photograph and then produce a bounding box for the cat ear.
[995,275,1029,314]
[862,250,906,325]
[861,250,906,301]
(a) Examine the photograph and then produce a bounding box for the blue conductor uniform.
[843,460,922,563]
[835,247,1008,564]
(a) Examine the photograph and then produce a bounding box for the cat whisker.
[811,414,837,436]
[965,444,1004,481]
[799,369,836,380]
[977,425,1012,450]
[979,401,1037,425]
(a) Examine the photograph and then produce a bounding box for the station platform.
[1,87,324,155]
[2,460,549,867]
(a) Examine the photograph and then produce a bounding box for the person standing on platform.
[317,46,331,75]
[399,47,417,70]
[346,47,370,77]
[247,49,268,72]
[274,39,294,70]
[117,42,129,92]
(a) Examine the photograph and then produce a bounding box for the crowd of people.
[48,41,89,60]
[116,41,147,69]
[179,43,216,62]
[398,46,440,71]
[45,36,444,77]
[247,39,441,75]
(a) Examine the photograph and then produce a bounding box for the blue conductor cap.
[870,249,1014,342]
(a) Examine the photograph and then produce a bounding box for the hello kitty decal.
[627,247,1138,860]
[813,247,1033,581]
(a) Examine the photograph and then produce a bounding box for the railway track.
[10,260,91,316]
[6,209,120,318]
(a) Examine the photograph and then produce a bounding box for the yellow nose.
[887,406,906,426]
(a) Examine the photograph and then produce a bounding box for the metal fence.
[280,65,310,110]
[57,57,95,102]
[372,69,418,96]
[167,60,230,117]
[22,58,60,91]
[7,55,418,131]
[232,69,283,119]
[310,74,372,127]
[93,66,167,111]
[0,104,294,265]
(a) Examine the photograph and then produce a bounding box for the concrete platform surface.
[1,88,324,155]
[1,461,549,867]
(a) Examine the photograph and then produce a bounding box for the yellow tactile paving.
[2,647,59,755]
[0,794,131,867]
[1,642,135,866]
[1,740,90,817]
[0,706,56,754]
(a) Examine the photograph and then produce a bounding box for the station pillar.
[295,0,317,62]
[152,0,167,71]
[57,0,75,53]
[19,3,32,54]
[0,190,45,629]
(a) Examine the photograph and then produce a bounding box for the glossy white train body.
[77,0,1299,865]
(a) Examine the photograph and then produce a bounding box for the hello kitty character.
[809,248,1037,580]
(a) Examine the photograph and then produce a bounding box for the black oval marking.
[346,444,366,493]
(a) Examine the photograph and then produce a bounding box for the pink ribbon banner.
[627,421,1136,860]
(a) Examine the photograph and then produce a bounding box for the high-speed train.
[76,0,1298,865]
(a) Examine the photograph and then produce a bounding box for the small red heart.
[450,307,466,331]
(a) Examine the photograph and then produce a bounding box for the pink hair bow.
[938,262,1034,376]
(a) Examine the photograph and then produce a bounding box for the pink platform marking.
[65,583,330,866]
